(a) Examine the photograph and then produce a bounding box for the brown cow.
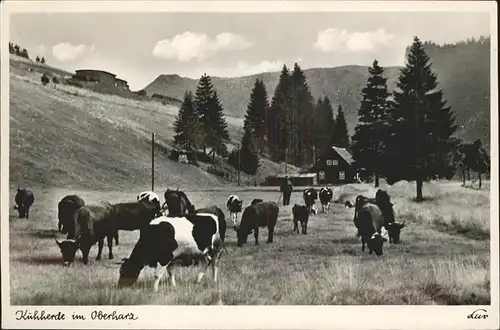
[235,201,279,247]
[354,202,388,256]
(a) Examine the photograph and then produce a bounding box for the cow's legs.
[266,227,274,243]
[361,238,366,252]
[26,207,30,219]
[197,257,211,284]
[301,221,307,235]
[211,254,219,283]
[153,262,167,293]
[114,231,119,245]
[81,245,91,265]
[167,264,176,287]
[107,235,114,260]
[96,238,104,260]
[254,226,260,245]
[293,220,298,233]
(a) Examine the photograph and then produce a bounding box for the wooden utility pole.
[285,148,288,176]
[237,144,241,186]
[151,133,155,191]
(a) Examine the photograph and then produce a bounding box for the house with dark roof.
[312,146,357,185]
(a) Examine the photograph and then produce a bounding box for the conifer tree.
[313,96,336,161]
[173,91,200,151]
[332,104,349,149]
[244,78,269,154]
[351,60,391,187]
[208,90,230,158]
[195,74,216,156]
[268,65,292,162]
[41,57,46,64]
[385,36,458,201]
[239,128,260,175]
[291,63,316,166]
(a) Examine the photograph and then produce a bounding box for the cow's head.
[384,220,405,244]
[55,239,79,266]
[118,258,143,288]
[345,201,354,208]
[251,198,263,206]
[367,233,387,256]
[137,191,161,212]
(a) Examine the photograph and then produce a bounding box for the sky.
[10,12,490,91]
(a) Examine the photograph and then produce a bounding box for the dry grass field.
[8,180,490,305]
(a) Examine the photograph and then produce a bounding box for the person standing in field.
[280,176,293,206]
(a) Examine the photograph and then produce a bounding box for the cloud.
[314,28,396,52]
[152,31,253,62]
[52,42,95,62]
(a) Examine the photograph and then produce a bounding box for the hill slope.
[144,38,491,147]
[8,60,295,190]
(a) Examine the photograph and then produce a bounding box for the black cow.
[292,204,309,234]
[163,189,196,217]
[319,187,333,213]
[353,189,405,243]
[14,188,35,219]
[56,201,161,265]
[354,202,388,256]
[227,195,243,227]
[57,195,85,234]
[235,201,279,247]
[302,188,318,215]
[117,213,223,292]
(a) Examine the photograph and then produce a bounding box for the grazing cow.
[195,205,227,243]
[251,198,263,205]
[345,201,354,208]
[235,201,279,247]
[354,202,388,256]
[137,191,162,211]
[57,195,85,234]
[117,213,222,292]
[163,189,196,217]
[55,201,161,265]
[14,187,35,219]
[226,195,243,227]
[302,188,318,215]
[319,187,333,213]
[353,189,404,243]
[292,204,309,234]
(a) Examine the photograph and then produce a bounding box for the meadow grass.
[8,180,490,305]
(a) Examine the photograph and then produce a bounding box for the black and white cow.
[226,195,243,227]
[302,188,318,215]
[117,213,222,292]
[319,187,333,213]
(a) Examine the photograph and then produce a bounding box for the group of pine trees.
[173,36,490,197]
[241,64,350,170]
[9,42,46,63]
[173,74,230,162]
[351,36,490,200]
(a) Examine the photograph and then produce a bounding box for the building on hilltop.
[73,69,117,85]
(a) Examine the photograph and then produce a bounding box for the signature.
[467,309,488,320]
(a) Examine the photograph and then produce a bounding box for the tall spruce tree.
[173,91,200,151]
[385,36,458,201]
[244,78,269,154]
[291,63,316,166]
[268,65,292,162]
[239,128,260,175]
[194,74,229,158]
[332,104,349,149]
[208,90,230,159]
[313,96,336,161]
[351,60,391,187]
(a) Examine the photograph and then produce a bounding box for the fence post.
[152,133,155,191]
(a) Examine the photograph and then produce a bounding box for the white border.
[1,1,498,329]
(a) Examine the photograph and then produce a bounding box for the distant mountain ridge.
[143,37,491,148]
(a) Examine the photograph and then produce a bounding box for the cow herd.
[12,185,407,292]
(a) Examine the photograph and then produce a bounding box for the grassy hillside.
[9,59,297,190]
[9,180,490,305]
[144,38,491,147]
